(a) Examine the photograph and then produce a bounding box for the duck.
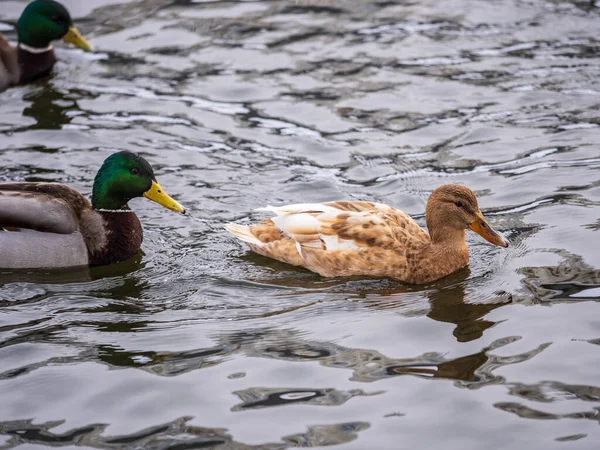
[0,0,92,92]
[0,151,185,269]
[225,185,509,284]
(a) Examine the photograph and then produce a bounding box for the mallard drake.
[225,185,509,284]
[0,0,92,92]
[0,151,184,269]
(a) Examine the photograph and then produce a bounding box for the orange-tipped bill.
[468,215,509,248]
[63,26,93,51]
[144,180,185,214]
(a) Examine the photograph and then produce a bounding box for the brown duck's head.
[425,184,509,248]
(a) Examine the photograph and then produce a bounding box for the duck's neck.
[406,231,470,284]
[87,209,143,266]
[17,44,57,84]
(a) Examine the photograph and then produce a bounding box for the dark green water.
[1,0,600,448]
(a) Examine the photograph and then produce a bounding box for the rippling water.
[1,0,600,448]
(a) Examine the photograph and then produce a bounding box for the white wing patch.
[265,204,368,252]
[320,234,361,251]
[257,203,340,216]
[271,213,319,240]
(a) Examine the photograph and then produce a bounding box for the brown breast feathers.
[88,210,143,266]
[17,47,57,84]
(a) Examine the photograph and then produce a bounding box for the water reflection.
[0,255,146,306]
[0,323,545,388]
[426,285,509,343]
[97,343,234,376]
[218,329,547,387]
[495,402,600,423]
[518,251,600,303]
[358,270,511,342]
[232,387,378,411]
[0,416,368,449]
[22,86,77,130]
[507,381,600,403]
[0,254,144,288]
[0,266,92,288]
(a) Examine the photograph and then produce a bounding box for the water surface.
[1,0,600,448]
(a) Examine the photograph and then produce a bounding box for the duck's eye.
[455,201,464,208]
[51,16,64,25]
[130,168,140,175]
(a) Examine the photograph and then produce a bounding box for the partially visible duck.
[225,184,509,284]
[0,151,185,269]
[0,0,92,92]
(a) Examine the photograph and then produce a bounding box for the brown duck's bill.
[63,26,93,51]
[144,181,185,214]
[468,215,509,248]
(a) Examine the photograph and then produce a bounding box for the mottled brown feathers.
[253,219,284,243]
[226,185,508,284]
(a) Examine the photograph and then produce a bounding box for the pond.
[1,0,599,448]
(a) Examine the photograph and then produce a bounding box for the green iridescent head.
[17,0,92,50]
[91,151,184,213]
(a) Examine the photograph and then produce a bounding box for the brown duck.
[0,0,92,92]
[0,151,184,269]
[225,185,509,284]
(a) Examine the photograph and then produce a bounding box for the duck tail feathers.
[224,223,263,246]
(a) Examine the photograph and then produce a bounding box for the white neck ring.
[95,208,133,213]
[19,43,53,54]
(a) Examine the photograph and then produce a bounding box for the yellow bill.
[63,26,93,52]
[468,213,509,248]
[144,180,185,214]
